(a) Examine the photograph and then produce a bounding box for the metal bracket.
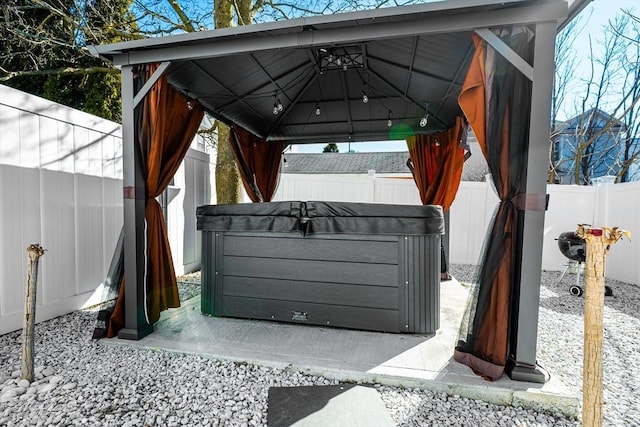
[133,61,171,108]
[474,28,534,82]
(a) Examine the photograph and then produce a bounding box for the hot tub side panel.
[400,235,441,333]
[201,231,440,333]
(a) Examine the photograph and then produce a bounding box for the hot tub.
[196,201,444,333]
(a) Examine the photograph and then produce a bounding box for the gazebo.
[89,0,588,383]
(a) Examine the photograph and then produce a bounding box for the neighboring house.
[282,136,488,182]
[552,108,637,184]
[282,151,412,176]
[626,143,640,181]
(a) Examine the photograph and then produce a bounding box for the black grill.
[556,231,613,297]
[557,231,586,263]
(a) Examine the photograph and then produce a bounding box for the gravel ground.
[452,264,640,427]
[1,266,638,426]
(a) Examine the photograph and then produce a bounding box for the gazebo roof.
[89,0,581,144]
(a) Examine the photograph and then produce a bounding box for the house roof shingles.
[282,152,411,174]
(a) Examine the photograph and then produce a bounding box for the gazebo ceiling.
[90,0,578,144]
[164,31,474,143]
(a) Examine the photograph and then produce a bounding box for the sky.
[293,0,637,154]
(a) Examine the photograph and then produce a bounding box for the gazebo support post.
[507,21,557,383]
[119,65,153,340]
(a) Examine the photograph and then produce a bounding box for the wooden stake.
[576,225,629,427]
[20,243,46,382]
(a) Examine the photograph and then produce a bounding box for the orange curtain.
[458,35,488,158]
[229,126,285,202]
[107,63,204,337]
[454,30,534,381]
[406,116,467,212]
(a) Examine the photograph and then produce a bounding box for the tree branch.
[0,66,120,82]
[165,0,196,32]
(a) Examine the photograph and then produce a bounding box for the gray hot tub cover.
[196,201,444,236]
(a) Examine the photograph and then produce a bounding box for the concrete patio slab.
[104,278,579,418]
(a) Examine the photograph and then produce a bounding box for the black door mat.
[267,384,396,427]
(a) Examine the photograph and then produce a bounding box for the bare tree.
[549,17,582,183]
[551,13,640,185]
[616,10,640,182]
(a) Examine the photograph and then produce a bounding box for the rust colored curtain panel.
[406,116,467,212]
[102,63,204,338]
[454,29,534,380]
[229,126,285,202]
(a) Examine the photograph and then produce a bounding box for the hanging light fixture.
[419,103,429,128]
[387,111,392,128]
[186,99,193,111]
[361,84,368,103]
[315,103,321,116]
[273,93,283,115]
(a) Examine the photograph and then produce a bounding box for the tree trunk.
[577,225,628,427]
[21,244,46,382]
[215,124,242,204]
[214,0,242,204]
[582,231,605,427]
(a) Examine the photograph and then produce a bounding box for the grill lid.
[557,231,586,262]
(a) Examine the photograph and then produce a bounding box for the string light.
[315,103,321,116]
[362,91,368,104]
[273,93,283,115]
[420,103,430,127]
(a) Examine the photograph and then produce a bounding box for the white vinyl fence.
[273,174,640,286]
[0,85,213,335]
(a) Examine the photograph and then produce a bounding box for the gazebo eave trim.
[90,1,567,67]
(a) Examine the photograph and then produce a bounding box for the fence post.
[21,244,46,382]
[576,225,629,427]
